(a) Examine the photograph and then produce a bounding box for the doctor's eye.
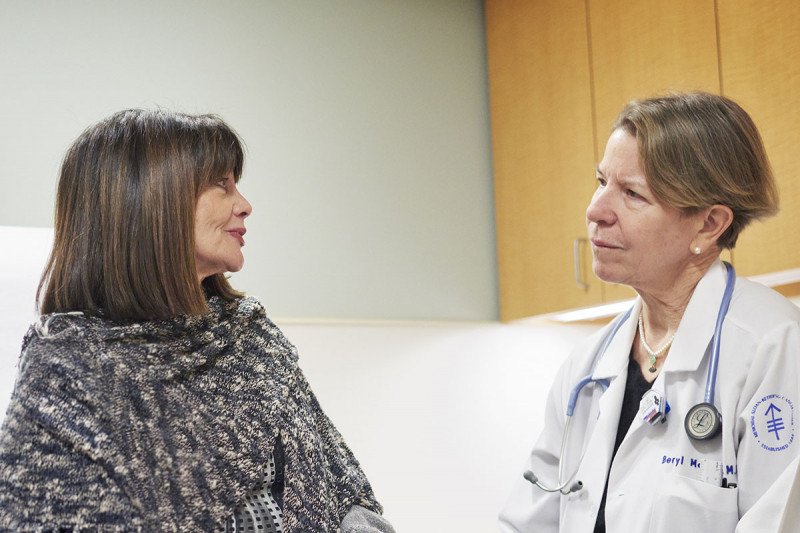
[596,177,607,187]
[625,189,642,199]
[625,188,651,203]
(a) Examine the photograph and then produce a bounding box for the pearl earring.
[693,246,702,255]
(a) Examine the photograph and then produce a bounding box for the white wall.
[0,0,496,321]
[0,226,53,396]
[281,319,595,532]
[0,225,597,531]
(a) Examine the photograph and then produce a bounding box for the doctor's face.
[585,129,704,292]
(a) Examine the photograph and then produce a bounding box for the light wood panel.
[588,0,720,301]
[486,0,600,320]
[718,1,800,276]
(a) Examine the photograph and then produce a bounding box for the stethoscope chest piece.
[684,402,722,440]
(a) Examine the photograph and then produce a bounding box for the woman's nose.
[586,188,615,226]
[235,189,252,218]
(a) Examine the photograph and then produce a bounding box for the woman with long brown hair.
[0,109,394,533]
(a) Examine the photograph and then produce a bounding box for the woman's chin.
[592,262,625,285]
[227,257,245,274]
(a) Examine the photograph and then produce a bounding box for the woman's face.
[194,173,252,280]
[586,129,704,292]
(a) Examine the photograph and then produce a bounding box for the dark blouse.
[594,355,655,533]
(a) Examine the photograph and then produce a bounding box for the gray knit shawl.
[0,297,381,532]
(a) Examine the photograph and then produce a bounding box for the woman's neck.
[637,255,718,339]
[631,256,717,378]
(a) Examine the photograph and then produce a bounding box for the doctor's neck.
[636,254,718,335]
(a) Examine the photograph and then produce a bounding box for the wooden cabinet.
[587,0,720,301]
[717,1,800,276]
[487,0,800,321]
[486,0,600,320]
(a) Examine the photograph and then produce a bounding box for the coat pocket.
[649,473,738,532]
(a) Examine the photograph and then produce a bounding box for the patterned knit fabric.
[0,297,382,532]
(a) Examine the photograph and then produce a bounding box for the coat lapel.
[564,301,640,528]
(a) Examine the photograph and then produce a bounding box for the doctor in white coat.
[499,92,800,533]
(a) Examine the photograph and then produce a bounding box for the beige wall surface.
[0,0,497,321]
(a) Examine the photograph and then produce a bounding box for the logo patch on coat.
[750,394,795,452]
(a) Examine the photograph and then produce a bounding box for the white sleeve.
[735,321,800,532]
[778,457,800,532]
[498,356,574,533]
[735,456,799,533]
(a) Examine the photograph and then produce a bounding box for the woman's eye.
[596,177,607,187]
[626,189,642,200]
[217,178,229,191]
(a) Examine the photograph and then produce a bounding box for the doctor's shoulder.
[724,277,800,338]
[555,319,621,380]
[720,278,800,398]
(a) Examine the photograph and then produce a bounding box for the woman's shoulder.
[211,295,268,322]
[12,317,110,433]
[3,322,113,475]
[215,296,299,361]
[232,295,265,312]
[727,277,800,338]
[19,317,99,382]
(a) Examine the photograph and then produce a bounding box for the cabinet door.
[718,1,800,276]
[486,0,600,321]
[588,0,720,301]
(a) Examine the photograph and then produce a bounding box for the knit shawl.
[0,297,381,532]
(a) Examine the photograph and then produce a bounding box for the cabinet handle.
[573,238,589,290]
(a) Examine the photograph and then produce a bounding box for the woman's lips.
[226,228,246,246]
[591,238,620,249]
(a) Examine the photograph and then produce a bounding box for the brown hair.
[613,92,778,249]
[38,109,245,320]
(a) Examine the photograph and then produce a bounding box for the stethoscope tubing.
[537,308,632,493]
[565,308,632,417]
[705,261,735,405]
[528,262,736,493]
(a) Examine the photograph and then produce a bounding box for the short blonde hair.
[38,109,245,320]
[614,92,778,249]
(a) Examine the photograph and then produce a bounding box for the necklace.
[638,313,676,373]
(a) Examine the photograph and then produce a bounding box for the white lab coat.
[500,261,800,532]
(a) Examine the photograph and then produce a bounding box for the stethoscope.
[525,262,736,494]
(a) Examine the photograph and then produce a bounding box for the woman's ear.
[692,204,734,253]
